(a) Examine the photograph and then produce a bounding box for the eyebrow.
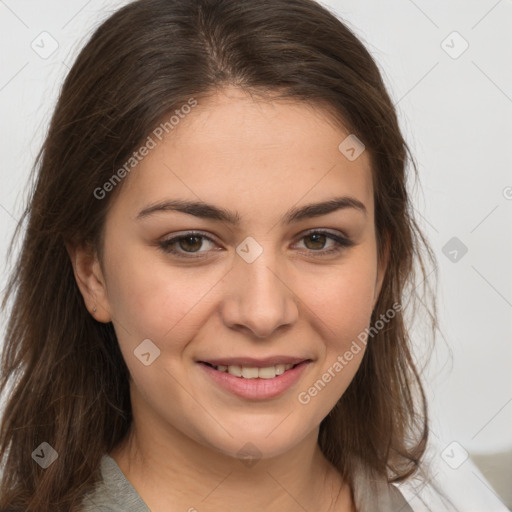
[136,196,367,225]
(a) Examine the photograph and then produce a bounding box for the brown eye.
[303,233,328,250]
[178,235,204,252]
[158,232,218,258]
[294,230,355,256]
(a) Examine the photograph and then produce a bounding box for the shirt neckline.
[100,453,413,512]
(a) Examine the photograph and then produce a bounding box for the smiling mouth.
[199,361,305,379]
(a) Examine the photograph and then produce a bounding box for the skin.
[69,86,388,512]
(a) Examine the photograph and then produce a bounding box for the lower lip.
[198,361,311,400]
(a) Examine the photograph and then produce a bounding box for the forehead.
[117,87,374,222]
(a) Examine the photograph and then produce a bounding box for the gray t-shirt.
[80,454,414,511]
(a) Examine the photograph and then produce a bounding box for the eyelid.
[296,227,351,241]
[160,230,216,242]
[292,229,354,253]
[157,228,354,258]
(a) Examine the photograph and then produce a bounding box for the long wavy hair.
[0,0,439,510]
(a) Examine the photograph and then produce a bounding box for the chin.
[195,418,314,463]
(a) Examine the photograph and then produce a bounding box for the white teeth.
[275,364,285,375]
[213,362,297,379]
[258,366,277,379]
[241,367,259,379]
[227,365,242,377]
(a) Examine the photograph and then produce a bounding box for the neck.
[109,406,350,511]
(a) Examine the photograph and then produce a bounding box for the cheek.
[104,244,224,349]
[295,255,377,403]
[305,257,377,342]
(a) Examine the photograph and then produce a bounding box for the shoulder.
[393,453,510,512]
[351,458,414,512]
[81,454,150,512]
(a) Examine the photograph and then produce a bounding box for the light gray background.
[1,0,511,509]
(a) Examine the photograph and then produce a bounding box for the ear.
[66,241,112,323]
[372,230,390,311]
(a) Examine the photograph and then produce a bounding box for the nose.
[220,247,299,339]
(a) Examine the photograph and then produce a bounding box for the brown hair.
[0,0,439,510]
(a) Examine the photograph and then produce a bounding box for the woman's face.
[83,87,387,459]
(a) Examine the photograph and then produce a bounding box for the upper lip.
[198,356,310,368]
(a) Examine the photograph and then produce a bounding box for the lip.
[197,360,311,400]
[198,355,308,368]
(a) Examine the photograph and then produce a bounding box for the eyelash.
[157,230,354,259]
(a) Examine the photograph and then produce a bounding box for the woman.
[0,0,443,510]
